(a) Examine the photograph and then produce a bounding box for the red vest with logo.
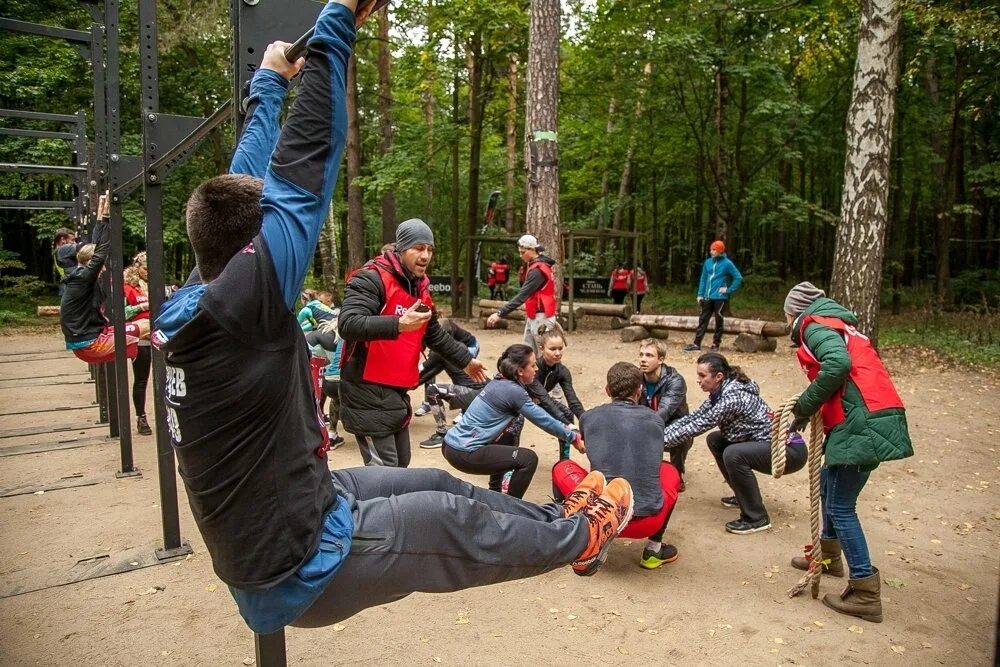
[524,259,556,319]
[796,315,904,433]
[611,269,629,290]
[493,262,509,282]
[361,261,432,389]
[633,270,648,293]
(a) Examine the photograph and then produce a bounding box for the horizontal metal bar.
[0,127,77,140]
[0,199,77,209]
[0,435,110,458]
[0,404,95,417]
[0,108,80,124]
[0,163,85,176]
[0,423,102,439]
[0,17,91,44]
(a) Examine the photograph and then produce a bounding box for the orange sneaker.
[562,470,606,517]
[571,478,634,576]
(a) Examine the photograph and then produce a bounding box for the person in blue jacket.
[684,240,743,352]
[151,1,631,635]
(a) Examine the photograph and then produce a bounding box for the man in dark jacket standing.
[339,219,487,467]
[637,338,692,488]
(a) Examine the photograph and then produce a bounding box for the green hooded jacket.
[791,298,913,470]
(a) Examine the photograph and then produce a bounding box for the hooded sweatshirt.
[663,376,772,448]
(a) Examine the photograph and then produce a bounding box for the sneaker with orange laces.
[572,478,634,576]
[562,470,606,517]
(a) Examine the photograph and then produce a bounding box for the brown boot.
[791,538,845,577]
[822,567,883,623]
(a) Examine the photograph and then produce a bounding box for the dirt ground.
[0,324,997,666]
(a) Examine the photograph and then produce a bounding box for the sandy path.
[0,327,996,666]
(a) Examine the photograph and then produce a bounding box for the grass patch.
[0,293,62,334]
[881,310,1000,369]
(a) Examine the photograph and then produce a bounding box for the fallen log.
[619,325,650,342]
[37,306,60,316]
[477,301,584,320]
[733,333,778,353]
[630,314,789,338]
[477,300,628,319]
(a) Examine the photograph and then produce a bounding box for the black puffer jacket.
[339,251,472,437]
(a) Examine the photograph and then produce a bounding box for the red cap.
[710,240,725,254]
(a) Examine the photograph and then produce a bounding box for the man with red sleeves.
[486,235,557,353]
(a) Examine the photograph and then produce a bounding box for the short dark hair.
[497,344,534,381]
[607,362,642,400]
[53,227,74,245]
[185,174,263,281]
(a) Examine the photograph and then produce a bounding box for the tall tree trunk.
[504,53,519,232]
[829,0,901,345]
[450,36,462,314]
[711,15,731,243]
[318,204,340,299]
[346,54,366,271]
[596,94,617,271]
[466,31,484,287]
[612,63,653,236]
[525,0,562,309]
[377,8,396,242]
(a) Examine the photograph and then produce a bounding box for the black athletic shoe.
[725,516,771,535]
[720,495,739,509]
[639,543,679,569]
[136,415,152,436]
[420,432,446,449]
[683,343,701,352]
[709,344,720,351]
[328,434,345,451]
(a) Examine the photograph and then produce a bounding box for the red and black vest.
[493,261,509,283]
[611,269,629,291]
[633,270,648,293]
[797,315,904,433]
[360,258,432,389]
[524,259,556,319]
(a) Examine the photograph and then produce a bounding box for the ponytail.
[498,343,534,381]
[696,351,751,384]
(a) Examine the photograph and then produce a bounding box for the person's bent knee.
[517,448,539,472]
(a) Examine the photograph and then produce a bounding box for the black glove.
[789,415,810,433]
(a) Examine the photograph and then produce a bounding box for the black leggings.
[694,299,726,347]
[321,378,341,431]
[132,345,151,417]
[442,443,538,499]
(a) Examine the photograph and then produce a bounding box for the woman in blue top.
[443,344,584,499]
[298,290,338,331]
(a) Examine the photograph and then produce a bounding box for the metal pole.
[96,363,109,425]
[254,630,288,667]
[139,0,189,556]
[104,0,137,477]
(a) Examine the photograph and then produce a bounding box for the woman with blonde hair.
[124,251,152,435]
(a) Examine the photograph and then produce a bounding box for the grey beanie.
[783,281,826,316]
[395,218,435,252]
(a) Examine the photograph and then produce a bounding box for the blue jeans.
[820,465,873,579]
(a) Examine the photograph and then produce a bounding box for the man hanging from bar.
[152,0,634,635]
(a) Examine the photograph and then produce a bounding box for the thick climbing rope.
[771,394,824,599]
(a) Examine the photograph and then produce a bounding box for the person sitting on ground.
[298,290,338,331]
[637,338,692,490]
[684,240,742,352]
[61,193,147,364]
[306,319,346,450]
[783,282,912,623]
[124,251,153,435]
[578,362,680,569]
[442,344,584,499]
[485,235,559,353]
[530,326,586,460]
[663,352,807,534]
[151,4,633,636]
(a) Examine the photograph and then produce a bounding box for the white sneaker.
[414,402,431,417]
[452,410,464,425]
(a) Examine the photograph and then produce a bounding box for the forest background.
[0,0,998,365]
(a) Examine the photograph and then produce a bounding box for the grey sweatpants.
[291,467,589,627]
[356,430,411,468]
